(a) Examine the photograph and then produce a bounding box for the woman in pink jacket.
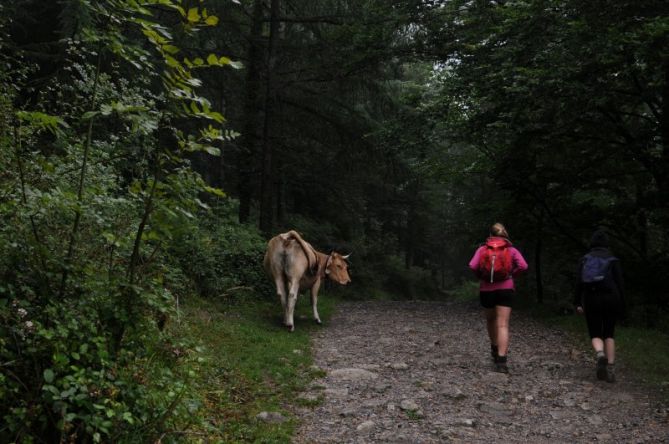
[469,223,528,373]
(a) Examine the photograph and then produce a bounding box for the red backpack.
[479,237,513,283]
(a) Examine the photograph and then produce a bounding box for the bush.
[169,200,273,301]
[0,2,237,441]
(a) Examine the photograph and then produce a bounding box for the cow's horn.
[341,253,351,260]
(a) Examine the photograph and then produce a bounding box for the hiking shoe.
[596,356,607,380]
[605,364,616,383]
[491,344,499,361]
[495,355,509,374]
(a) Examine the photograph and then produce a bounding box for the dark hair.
[589,229,609,248]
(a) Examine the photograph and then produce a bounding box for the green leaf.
[206,54,219,65]
[164,54,181,68]
[206,110,225,123]
[203,146,221,156]
[43,369,54,383]
[229,60,244,69]
[187,7,200,23]
[162,44,180,54]
[205,15,219,26]
[203,185,226,197]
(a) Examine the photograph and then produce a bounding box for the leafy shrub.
[0,1,237,441]
[169,200,272,301]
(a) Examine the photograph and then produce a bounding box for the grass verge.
[518,297,669,400]
[161,291,336,443]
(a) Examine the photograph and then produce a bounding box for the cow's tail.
[281,230,317,273]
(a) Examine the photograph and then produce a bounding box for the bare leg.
[310,278,322,324]
[591,337,604,354]
[495,306,512,356]
[485,308,497,346]
[604,338,615,364]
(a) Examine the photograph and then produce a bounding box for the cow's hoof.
[315,319,322,325]
[287,324,295,332]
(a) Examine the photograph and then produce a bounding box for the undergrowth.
[163,292,336,443]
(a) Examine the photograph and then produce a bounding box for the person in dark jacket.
[574,229,625,383]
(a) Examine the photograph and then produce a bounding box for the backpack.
[581,254,615,286]
[479,237,513,283]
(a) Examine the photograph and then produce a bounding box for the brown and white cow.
[263,230,351,331]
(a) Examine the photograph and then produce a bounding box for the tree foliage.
[417,0,669,314]
[0,0,244,440]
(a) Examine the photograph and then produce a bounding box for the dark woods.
[0,0,667,441]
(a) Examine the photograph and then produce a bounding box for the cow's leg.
[310,279,322,325]
[285,278,300,332]
[274,275,288,325]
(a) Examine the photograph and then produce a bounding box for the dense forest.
[1,0,667,441]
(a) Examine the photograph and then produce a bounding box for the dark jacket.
[574,247,625,315]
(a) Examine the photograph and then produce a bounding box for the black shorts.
[583,290,619,339]
[480,289,514,309]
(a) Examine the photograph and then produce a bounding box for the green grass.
[164,291,336,443]
[519,298,669,400]
[615,326,669,389]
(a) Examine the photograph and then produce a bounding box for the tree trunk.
[238,0,264,224]
[259,0,281,234]
[535,208,544,304]
[276,172,285,223]
[660,62,669,208]
[405,203,415,269]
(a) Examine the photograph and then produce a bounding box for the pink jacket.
[468,240,528,291]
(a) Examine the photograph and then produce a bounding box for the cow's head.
[324,252,351,285]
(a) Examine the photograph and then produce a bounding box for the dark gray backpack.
[581,254,615,285]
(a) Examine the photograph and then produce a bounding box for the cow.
[263,230,351,331]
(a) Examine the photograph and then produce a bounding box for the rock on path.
[293,300,668,443]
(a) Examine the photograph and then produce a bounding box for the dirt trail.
[293,300,668,443]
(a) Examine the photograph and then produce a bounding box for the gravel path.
[293,300,668,443]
